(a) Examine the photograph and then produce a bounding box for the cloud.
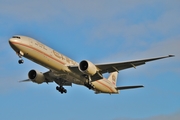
[147,3,180,36]
[1,0,179,42]
[144,112,180,120]
[89,0,180,42]
[114,110,180,120]
[0,0,62,22]
[0,0,174,23]
[100,34,180,60]
[90,0,180,64]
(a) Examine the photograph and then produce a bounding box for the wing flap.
[99,62,145,73]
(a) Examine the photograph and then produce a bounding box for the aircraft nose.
[9,38,17,47]
[9,36,22,50]
[9,36,21,45]
[9,38,15,44]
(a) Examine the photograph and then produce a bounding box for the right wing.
[19,70,72,86]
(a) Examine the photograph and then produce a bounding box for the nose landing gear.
[18,59,24,64]
[17,51,24,64]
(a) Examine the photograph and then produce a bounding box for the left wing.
[116,85,144,90]
[69,55,174,81]
[96,55,174,74]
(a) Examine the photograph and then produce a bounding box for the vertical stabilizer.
[107,72,118,86]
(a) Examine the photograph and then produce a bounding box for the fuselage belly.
[9,36,117,93]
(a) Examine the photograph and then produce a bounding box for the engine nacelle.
[28,69,45,84]
[79,60,98,76]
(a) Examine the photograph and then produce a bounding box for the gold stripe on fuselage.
[9,36,118,93]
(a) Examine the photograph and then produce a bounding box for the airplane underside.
[9,35,174,94]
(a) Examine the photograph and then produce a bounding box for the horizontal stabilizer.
[19,79,31,82]
[116,85,144,90]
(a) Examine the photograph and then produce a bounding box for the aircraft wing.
[96,55,174,74]
[69,55,174,81]
[19,71,72,86]
[116,85,144,90]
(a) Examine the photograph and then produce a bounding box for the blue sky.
[0,0,180,120]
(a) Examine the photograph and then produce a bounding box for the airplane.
[9,35,174,94]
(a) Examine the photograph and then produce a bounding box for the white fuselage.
[9,36,118,94]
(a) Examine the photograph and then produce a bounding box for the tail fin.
[107,72,118,86]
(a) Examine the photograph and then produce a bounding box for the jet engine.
[79,60,98,76]
[28,69,45,84]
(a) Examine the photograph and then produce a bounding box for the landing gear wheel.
[56,86,67,94]
[18,59,24,64]
[84,76,95,90]
[84,75,95,89]
[17,51,24,64]
[84,83,94,89]
[63,89,67,93]
[56,86,59,90]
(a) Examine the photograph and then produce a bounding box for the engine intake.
[79,60,98,76]
[28,69,45,84]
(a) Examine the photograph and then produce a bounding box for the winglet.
[169,55,175,57]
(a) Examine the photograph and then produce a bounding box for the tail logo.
[112,75,115,81]
[112,74,116,85]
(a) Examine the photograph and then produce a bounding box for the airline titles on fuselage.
[33,39,77,66]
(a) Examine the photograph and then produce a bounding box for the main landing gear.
[56,86,67,94]
[84,75,95,89]
[84,82,95,89]
[17,51,24,64]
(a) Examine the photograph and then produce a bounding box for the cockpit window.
[12,36,21,39]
